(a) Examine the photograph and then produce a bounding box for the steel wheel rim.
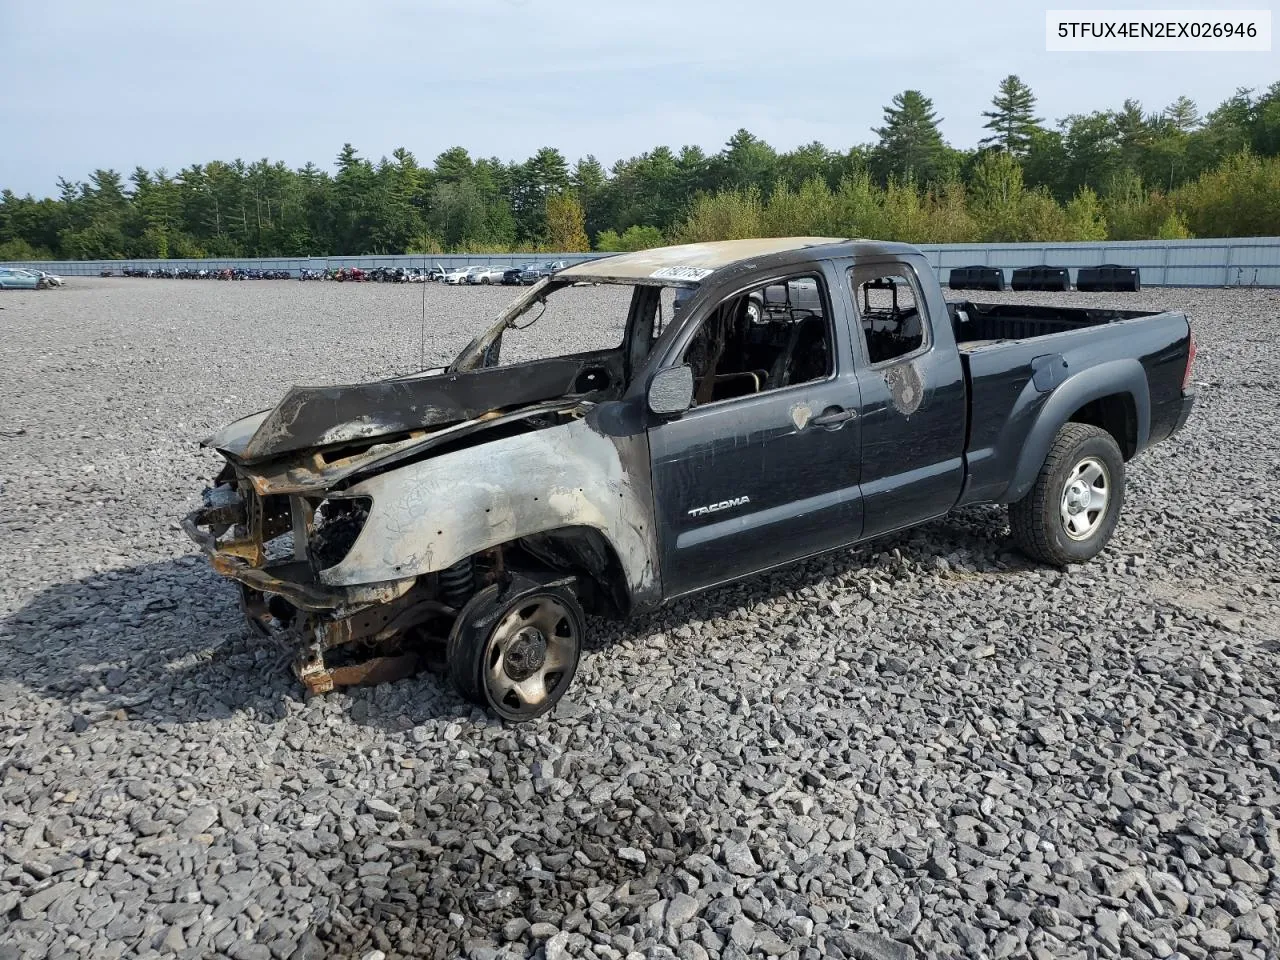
[1060,455,1110,541]
[484,597,577,718]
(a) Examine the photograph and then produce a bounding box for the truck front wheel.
[1009,423,1126,566]
[447,581,584,722]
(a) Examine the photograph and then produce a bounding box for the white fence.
[6,237,1280,286]
[917,238,1280,287]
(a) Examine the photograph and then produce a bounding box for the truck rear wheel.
[1009,423,1125,566]
[447,581,584,722]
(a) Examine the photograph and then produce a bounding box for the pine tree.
[980,75,1043,155]
[1163,96,1200,133]
[873,91,948,183]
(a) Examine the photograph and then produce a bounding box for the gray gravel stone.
[362,798,399,822]
[721,841,759,877]
[834,930,917,960]
[1,282,1277,959]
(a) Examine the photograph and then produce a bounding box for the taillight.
[1182,327,1196,391]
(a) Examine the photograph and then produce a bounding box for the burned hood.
[204,357,591,463]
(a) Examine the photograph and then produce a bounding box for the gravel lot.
[1,278,1278,960]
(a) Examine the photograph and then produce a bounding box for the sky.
[1,0,1275,197]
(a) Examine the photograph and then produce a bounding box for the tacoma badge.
[688,496,751,518]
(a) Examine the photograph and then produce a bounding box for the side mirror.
[648,364,694,416]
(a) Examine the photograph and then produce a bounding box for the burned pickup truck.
[185,238,1196,721]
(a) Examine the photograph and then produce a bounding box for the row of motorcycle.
[105,266,437,282]
[110,267,293,280]
[299,267,435,282]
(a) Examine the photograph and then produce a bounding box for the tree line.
[2,77,1279,261]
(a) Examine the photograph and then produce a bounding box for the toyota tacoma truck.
[184,238,1196,721]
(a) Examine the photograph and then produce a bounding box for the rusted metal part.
[183,516,416,610]
[295,642,333,694]
[294,600,452,693]
[295,649,426,694]
[238,584,276,638]
[315,588,454,651]
[327,654,424,688]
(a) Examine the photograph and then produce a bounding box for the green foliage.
[673,187,764,242]
[405,233,444,255]
[1155,211,1193,240]
[5,83,1280,261]
[1064,187,1108,241]
[0,237,51,260]
[761,178,835,237]
[543,191,590,252]
[596,224,666,252]
[1174,150,1280,238]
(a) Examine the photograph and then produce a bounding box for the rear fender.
[1005,359,1150,504]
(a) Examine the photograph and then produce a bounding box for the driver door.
[648,265,865,597]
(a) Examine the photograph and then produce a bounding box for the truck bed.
[948,301,1161,352]
[951,301,1193,507]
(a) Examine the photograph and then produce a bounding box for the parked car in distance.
[426,265,448,282]
[0,268,48,290]
[467,265,507,285]
[29,269,65,287]
[185,237,1196,721]
[517,260,567,284]
[442,266,474,285]
[502,264,530,285]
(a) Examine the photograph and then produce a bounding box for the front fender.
[320,417,658,600]
[1005,359,1150,504]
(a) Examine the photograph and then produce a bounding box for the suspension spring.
[440,557,475,608]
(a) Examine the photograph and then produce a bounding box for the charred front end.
[182,357,658,698]
[183,445,513,695]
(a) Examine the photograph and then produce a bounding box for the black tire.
[447,580,584,722]
[1009,423,1125,566]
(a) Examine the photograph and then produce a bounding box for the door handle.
[810,406,857,429]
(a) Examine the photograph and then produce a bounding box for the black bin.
[1076,264,1141,292]
[948,265,1005,291]
[1011,265,1071,292]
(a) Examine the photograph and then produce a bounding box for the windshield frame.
[448,276,700,374]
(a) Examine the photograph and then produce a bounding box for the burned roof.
[559,238,846,284]
[558,237,927,285]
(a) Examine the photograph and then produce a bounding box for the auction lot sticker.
[651,266,716,281]
[1046,9,1271,51]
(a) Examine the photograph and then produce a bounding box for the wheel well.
[1069,393,1137,460]
[509,527,631,618]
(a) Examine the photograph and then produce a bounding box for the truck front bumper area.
[182,505,443,693]
[181,509,409,611]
